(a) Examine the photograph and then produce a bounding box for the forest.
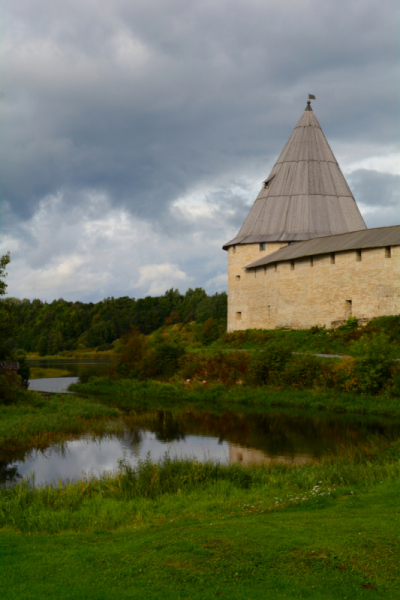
[2,288,227,355]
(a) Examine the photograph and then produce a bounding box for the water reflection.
[2,408,400,486]
[28,377,78,393]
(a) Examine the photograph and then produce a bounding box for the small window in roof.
[263,174,276,189]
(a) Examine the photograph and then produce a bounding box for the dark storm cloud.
[349,170,400,208]
[2,0,399,226]
[2,0,399,302]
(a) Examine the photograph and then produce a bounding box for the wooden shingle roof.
[223,102,366,249]
[245,225,400,269]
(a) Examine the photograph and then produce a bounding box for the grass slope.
[1,476,399,599]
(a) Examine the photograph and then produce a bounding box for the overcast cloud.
[1,0,399,301]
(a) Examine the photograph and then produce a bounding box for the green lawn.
[2,479,399,599]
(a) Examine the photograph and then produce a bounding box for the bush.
[249,342,293,385]
[196,318,223,346]
[140,342,186,380]
[281,355,321,389]
[96,343,113,352]
[118,327,147,375]
[348,332,397,394]
[180,360,202,380]
[390,366,400,397]
[16,357,30,388]
[0,370,21,404]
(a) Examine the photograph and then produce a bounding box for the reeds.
[1,438,399,534]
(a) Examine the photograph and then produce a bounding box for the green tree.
[0,253,16,358]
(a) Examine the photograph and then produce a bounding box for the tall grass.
[0,391,120,452]
[1,438,399,534]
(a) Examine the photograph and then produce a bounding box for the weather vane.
[306,94,316,109]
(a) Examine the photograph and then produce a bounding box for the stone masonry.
[227,243,400,331]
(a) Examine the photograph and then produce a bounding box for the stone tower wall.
[227,245,400,331]
[227,242,288,331]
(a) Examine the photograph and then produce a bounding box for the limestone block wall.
[227,244,400,331]
[227,242,288,332]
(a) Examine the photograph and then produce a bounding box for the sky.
[1,0,399,303]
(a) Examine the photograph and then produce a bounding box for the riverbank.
[26,349,118,360]
[0,390,121,453]
[71,377,400,417]
[29,367,73,379]
[2,444,400,599]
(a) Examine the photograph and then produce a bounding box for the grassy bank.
[1,444,400,599]
[29,367,73,379]
[71,377,400,417]
[26,349,118,360]
[0,391,121,455]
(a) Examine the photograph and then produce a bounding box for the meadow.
[1,443,400,599]
[2,315,400,599]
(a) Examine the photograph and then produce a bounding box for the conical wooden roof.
[223,102,366,249]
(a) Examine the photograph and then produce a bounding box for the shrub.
[180,360,202,380]
[96,343,113,352]
[16,357,30,388]
[390,366,400,397]
[196,318,223,346]
[322,357,359,392]
[178,351,250,386]
[281,355,321,389]
[0,370,21,404]
[348,332,397,394]
[118,327,147,375]
[140,341,186,380]
[249,342,293,385]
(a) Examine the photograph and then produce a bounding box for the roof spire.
[223,102,367,250]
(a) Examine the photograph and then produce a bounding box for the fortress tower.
[223,101,400,331]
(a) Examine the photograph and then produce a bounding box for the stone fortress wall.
[227,242,400,331]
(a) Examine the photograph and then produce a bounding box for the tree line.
[2,287,227,356]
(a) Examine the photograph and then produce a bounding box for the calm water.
[27,359,111,392]
[28,377,78,393]
[2,408,400,487]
